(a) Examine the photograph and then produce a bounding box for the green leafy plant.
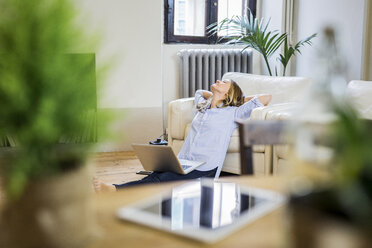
[279,34,317,76]
[329,104,372,227]
[208,12,316,76]
[0,0,102,199]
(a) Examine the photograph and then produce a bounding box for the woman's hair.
[221,80,244,107]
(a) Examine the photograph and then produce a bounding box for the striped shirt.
[177,90,264,178]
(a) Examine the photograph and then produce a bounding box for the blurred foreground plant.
[0,0,102,199]
[329,104,372,227]
[290,28,372,232]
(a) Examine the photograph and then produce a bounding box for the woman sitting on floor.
[94,79,271,192]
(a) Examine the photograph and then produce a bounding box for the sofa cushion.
[223,152,265,175]
[228,129,240,152]
[222,72,312,105]
[347,80,372,119]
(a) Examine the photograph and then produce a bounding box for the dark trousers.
[114,168,217,189]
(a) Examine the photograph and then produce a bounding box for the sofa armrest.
[168,97,194,143]
[250,102,298,120]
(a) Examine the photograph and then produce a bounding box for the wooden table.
[88,176,288,248]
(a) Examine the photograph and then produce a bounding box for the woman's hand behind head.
[257,94,272,106]
[243,94,272,106]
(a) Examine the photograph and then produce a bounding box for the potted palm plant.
[0,0,103,247]
[208,11,316,76]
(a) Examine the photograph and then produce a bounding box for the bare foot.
[93,176,116,193]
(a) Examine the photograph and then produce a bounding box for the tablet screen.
[117,179,285,243]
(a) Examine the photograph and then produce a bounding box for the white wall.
[76,0,163,109]
[260,0,285,76]
[295,0,366,81]
[260,0,368,81]
[76,0,163,151]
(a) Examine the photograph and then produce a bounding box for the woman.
[94,79,271,192]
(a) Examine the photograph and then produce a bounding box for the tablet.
[117,179,286,243]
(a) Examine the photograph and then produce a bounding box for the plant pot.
[288,190,372,248]
[0,162,96,248]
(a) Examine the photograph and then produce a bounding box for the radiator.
[178,49,252,98]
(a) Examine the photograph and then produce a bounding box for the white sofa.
[270,80,372,174]
[167,72,312,176]
[347,80,372,119]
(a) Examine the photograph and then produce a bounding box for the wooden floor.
[1,151,235,199]
[92,151,146,186]
[0,152,145,208]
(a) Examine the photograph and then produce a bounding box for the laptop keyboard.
[179,159,204,170]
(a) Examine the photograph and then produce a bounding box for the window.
[164,0,257,44]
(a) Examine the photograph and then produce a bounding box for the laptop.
[131,144,205,174]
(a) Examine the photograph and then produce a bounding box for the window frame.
[164,0,257,44]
